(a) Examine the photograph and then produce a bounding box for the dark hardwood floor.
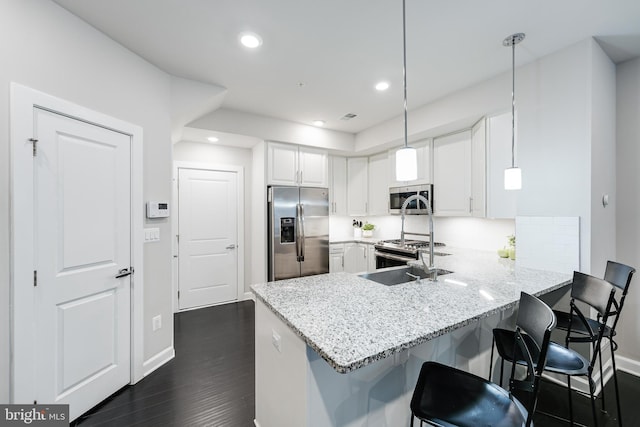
[73,299,640,427]
[74,300,255,427]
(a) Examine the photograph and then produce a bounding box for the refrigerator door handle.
[296,203,303,262]
[299,204,306,261]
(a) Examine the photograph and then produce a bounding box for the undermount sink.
[359,265,453,286]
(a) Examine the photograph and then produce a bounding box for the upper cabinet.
[347,157,368,216]
[267,142,328,187]
[390,139,432,186]
[433,130,474,216]
[471,118,487,217]
[367,152,390,215]
[432,125,487,217]
[329,156,347,215]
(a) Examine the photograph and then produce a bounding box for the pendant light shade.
[503,32,524,190]
[396,146,418,181]
[395,0,417,182]
[504,167,522,190]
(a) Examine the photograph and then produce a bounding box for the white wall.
[615,56,640,363]
[589,42,617,277]
[0,0,174,402]
[172,141,254,293]
[357,39,607,272]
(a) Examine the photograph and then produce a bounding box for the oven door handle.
[374,251,416,263]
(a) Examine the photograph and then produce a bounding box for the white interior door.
[178,168,238,310]
[34,108,131,420]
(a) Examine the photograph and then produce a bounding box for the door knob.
[226,244,236,250]
[115,267,134,278]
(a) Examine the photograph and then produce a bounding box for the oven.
[374,239,446,269]
[389,184,433,215]
[375,249,418,269]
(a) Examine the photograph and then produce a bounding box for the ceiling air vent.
[340,113,357,121]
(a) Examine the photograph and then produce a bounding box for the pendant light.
[503,33,524,190]
[395,0,417,181]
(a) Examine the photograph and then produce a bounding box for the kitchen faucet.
[400,194,437,281]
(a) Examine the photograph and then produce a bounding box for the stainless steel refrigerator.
[268,186,329,281]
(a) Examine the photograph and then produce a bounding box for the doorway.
[173,162,245,311]
[10,83,144,420]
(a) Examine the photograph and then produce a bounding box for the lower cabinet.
[344,242,376,273]
[367,244,377,272]
[329,244,345,273]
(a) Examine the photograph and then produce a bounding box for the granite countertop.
[250,247,572,374]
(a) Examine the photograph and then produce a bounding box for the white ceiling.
[53,0,640,135]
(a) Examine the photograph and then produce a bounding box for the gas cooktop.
[375,239,445,253]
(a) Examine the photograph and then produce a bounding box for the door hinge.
[177,290,180,299]
[29,138,38,156]
[33,270,37,287]
[34,400,37,405]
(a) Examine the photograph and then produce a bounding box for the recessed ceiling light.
[375,81,390,91]
[207,136,219,143]
[239,32,262,48]
[313,120,325,127]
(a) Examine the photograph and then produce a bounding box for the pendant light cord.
[402,0,408,148]
[511,36,516,168]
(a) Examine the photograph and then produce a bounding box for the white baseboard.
[244,291,255,301]
[142,346,175,378]
[616,355,640,377]
[254,419,261,427]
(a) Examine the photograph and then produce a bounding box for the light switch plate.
[144,228,160,243]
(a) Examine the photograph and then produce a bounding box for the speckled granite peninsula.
[252,247,572,427]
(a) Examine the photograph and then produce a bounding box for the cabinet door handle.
[469,197,473,214]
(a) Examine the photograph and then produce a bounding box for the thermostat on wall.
[146,201,170,218]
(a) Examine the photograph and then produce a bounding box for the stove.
[376,239,444,254]
[374,239,446,268]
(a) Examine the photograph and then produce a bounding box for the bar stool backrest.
[510,292,556,425]
[603,261,635,330]
[515,291,556,363]
[571,271,616,318]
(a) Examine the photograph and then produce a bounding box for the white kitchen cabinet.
[344,242,368,273]
[367,152,390,215]
[329,156,347,215]
[471,118,487,217]
[267,142,328,187]
[432,127,486,218]
[486,112,517,218]
[390,139,432,186]
[367,244,377,272]
[347,157,368,216]
[329,243,345,273]
[433,130,472,216]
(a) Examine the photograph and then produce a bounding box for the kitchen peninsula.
[251,247,572,427]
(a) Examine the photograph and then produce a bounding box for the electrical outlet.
[152,315,162,331]
[271,329,282,353]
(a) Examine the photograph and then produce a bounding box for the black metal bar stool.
[553,261,635,426]
[409,292,556,427]
[492,271,617,427]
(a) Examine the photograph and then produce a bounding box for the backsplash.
[330,215,515,251]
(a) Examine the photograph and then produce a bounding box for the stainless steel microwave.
[389,184,433,215]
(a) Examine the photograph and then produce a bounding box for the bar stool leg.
[611,340,622,427]
[567,375,574,426]
[489,337,495,381]
[589,374,599,427]
[599,345,606,412]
